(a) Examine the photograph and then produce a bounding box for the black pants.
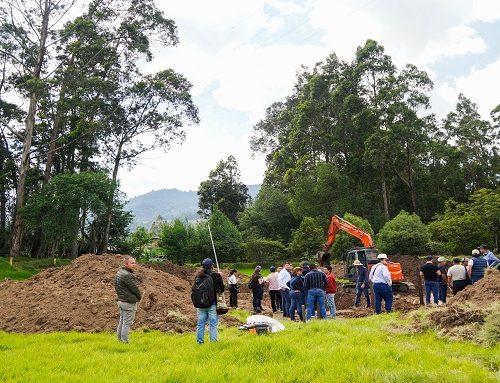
[229,285,238,308]
[252,286,264,311]
[452,280,467,295]
[269,290,282,312]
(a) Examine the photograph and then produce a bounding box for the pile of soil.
[449,269,500,308]
[408,270,500,342]
[0,254,239,334]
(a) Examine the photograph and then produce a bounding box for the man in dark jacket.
[195,258,225,344]
[115,256,141,343]
[353,260,370,308]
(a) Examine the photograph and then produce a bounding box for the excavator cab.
[343,247,379,283]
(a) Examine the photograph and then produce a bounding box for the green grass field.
[0,257,71,281]
[0,314,498,383]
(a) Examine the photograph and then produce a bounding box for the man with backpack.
[191,258,224,344]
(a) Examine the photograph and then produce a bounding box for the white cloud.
[119,123,267,197]
[120,0,499,196]
[435,56,500,119]
[308,0,496,67]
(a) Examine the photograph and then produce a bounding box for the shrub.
[245,239,286,265]
[376,211,430,255]
[289,217,324,259]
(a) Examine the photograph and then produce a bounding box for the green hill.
[126,185,260,229]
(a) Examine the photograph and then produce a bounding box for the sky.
[119,0,500,198]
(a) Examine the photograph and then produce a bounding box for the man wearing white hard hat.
[368,253,393,314]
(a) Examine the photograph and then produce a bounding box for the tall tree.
[1,0,78,257]
[198,155,250,224]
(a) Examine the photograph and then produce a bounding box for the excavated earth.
[0,254,431,333]
[0,254,239,334]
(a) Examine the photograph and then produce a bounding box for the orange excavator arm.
[323,215,374,251]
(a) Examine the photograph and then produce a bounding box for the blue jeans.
[306,288,327,320]
[196,304,217,344]
[325,293,336,319]
[438,283,447,303]
[289,291,304,321]
[355,282,371,307]
[424,280,439,304]
[373,283,393,314]
[281,289,291,317]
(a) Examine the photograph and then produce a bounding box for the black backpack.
[191,274,215,308]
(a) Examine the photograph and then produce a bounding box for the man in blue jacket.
[480,244,499,268]
[353,260,370,308]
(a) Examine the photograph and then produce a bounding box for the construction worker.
[353,260,370,308]
[369,253,393,314]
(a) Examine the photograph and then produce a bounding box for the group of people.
[421,244,499,304]
[229,262,337,322]
[113,243,498,345]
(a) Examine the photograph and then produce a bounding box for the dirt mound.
[0,254,233,334]
[406,270,500,343]
[389,254,423,286]
[449,269,500,308]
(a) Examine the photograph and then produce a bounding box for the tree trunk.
[10,0,51,258]
[98,143,122,254]
[381,164,390,221]
[406,141,417,213]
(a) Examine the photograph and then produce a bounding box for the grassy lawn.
[0,257,71,281]
[0,315,498,383]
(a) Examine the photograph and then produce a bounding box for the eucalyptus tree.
[198,155,250,224]
[0,0,79,258]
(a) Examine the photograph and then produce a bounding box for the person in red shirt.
[325,265,337,319]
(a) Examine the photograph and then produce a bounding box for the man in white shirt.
[368,253,393,314]
[265,266,281,313]
[278,262,292,318]
[447,258,468,295]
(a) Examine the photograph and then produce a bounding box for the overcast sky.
[118,0,500,198]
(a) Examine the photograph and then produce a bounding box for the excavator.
[319,215,410,292]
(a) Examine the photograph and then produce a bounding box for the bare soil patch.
[0,254,236,334]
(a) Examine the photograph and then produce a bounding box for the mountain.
[126,184,261,230]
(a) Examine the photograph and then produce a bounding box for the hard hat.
[377,253,388,259]
[353,260,363,266]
